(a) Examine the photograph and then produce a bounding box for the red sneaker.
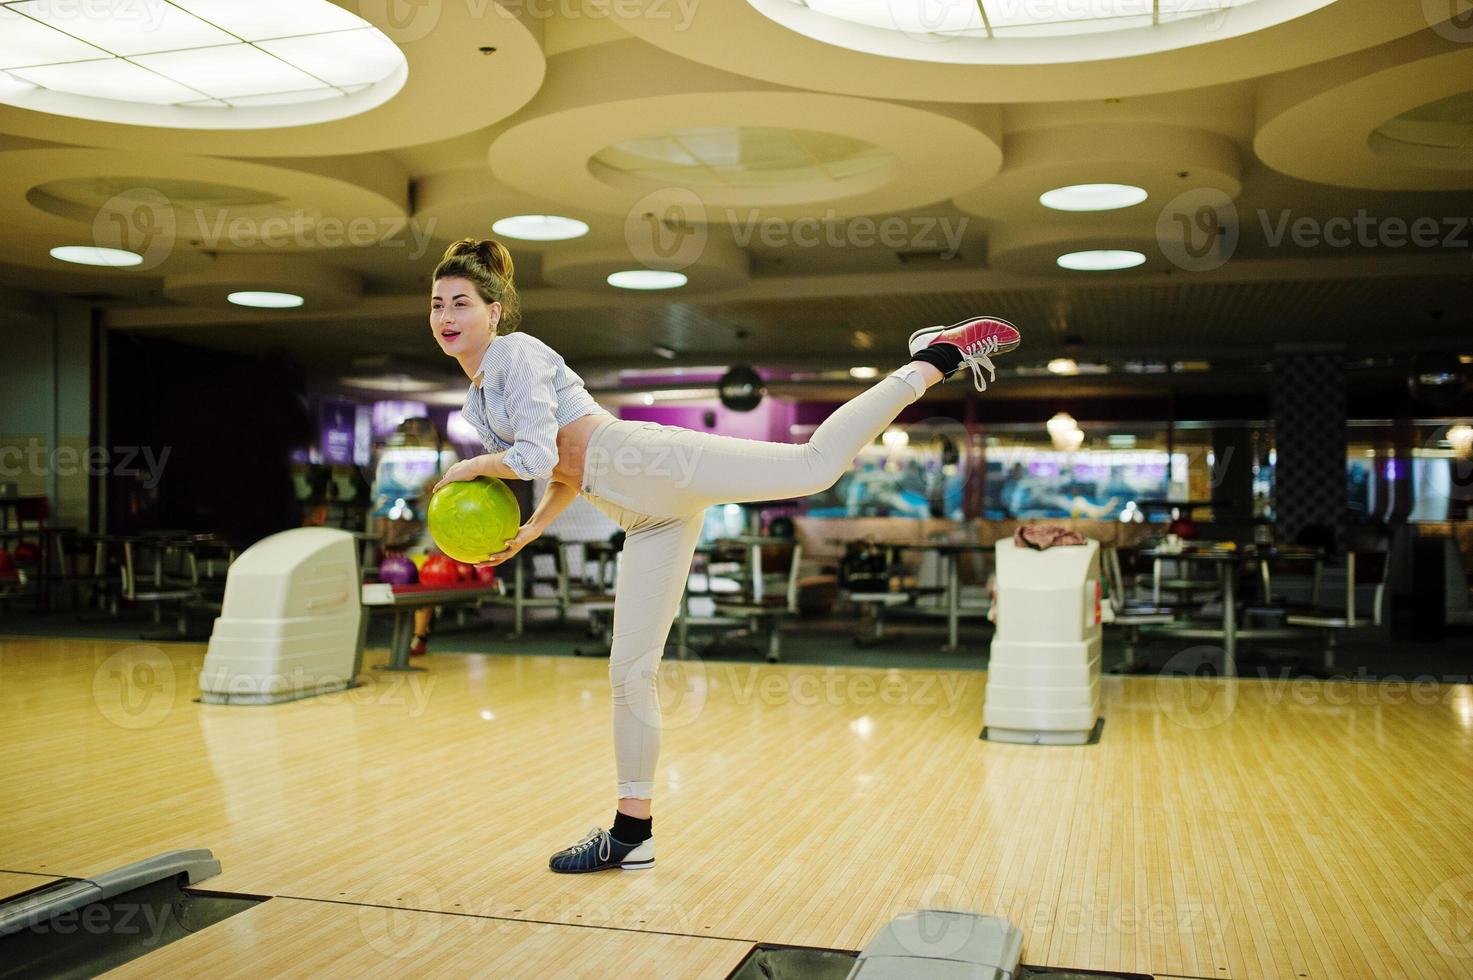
[409,634,428,657]
[908,316,1021,391]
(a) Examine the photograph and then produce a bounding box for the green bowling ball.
[427,477,521,564]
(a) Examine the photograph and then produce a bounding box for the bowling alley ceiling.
[1,0,1471,380]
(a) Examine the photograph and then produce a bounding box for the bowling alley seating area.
[4,482,1471,684]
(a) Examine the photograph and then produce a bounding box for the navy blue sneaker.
[548,827,655,873]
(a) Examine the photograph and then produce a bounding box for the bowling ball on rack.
[427,477,521,564]
[378,553,418,585]
[419,553,461,587]
[12,541,39,564]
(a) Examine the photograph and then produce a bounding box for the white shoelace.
[567,827,613,865]
[960,336,1000,392]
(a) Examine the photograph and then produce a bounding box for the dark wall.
[107,334,312,545]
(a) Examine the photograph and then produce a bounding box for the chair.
[1242,549,1323,628]
[10,497,51,610]
[490,536,570,636]
[570,537,622,658]
[1286,549,1390,671]
[121,534,201,637]
[1151,552,1223,612]
[704,537,803,662]
[838,540,912,646]
[1102,546,1175,673]
[52,530,118,613]
[181,534,239,618]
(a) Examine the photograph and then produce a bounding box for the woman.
[428,238,1020,873]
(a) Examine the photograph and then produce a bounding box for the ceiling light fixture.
[50,245,143,267]
[228,290,304,308]
[0,0,405,126]
[607,270,687,290]
[1057,250,1147,271]
[1040,184,1149,212]
[491,215,590,241]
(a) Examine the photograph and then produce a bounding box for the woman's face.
[430,276,500,356]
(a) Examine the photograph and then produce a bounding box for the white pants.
[577,366,928,799]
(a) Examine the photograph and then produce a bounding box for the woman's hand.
[431,457,486,494]
[477,523,543,567]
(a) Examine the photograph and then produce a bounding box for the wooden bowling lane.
[3,634,1473,978]
[98,896,752,979]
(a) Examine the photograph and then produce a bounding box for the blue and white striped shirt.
[461,332,610,481]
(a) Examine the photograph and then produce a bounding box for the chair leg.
[766,623,782,664]
[1323,630,1336,674]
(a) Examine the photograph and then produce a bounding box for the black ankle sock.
[911,344,963,377]
[611,812,652,844]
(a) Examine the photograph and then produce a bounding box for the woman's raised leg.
[583,318,1021,517]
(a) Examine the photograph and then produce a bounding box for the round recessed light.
[1040,184,1149,212]
[849,366,879,379]
[758,0,1323,61]
[1057,250,1147,272]
[491,215,590,241]
[50,245,143,267]
[0,0,406,128]
[228,290,304,308]
[607,270,687,290]
[1048,358,1080,375]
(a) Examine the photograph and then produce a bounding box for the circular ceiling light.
[0,0,406,128]
[607,270,688,290]
[592,125,893,190]
[850,366,879,379]
[1057,249,1147,271]
[752,0,1337,63]
[491,215,590,241]
[49,245,143,267]
[796,0,1273,38]
[1048,358,1080,375]
[228,290,304,308]
[1040,183,1149,212]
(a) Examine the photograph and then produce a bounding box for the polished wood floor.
[1,634,1470,979]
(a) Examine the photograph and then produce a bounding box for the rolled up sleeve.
[494,344,561,481]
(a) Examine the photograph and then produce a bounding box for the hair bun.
[442,238,513,280]
[445,238,488,261]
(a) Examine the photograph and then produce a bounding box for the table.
[1138,546,1321,677]
[360,581,503,671]
[928,542,994,651]
[866,541,992,651]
